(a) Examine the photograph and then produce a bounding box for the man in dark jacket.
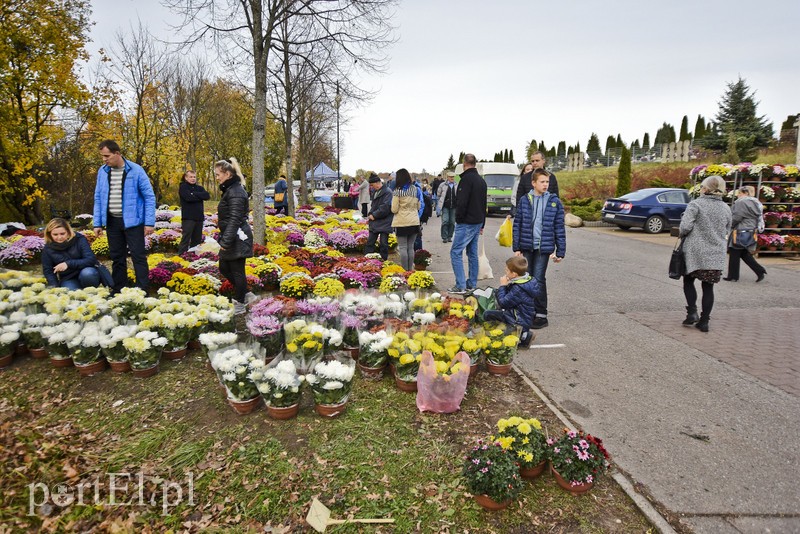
[448,154,487,294]
[365,174,392,260]
[513,151,560,209]
[512,169,566,329]
[178,170,211,254]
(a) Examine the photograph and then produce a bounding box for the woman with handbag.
[390,168,420,271]
[41,218,102,290]
[214,158,254,315]
[273,174,288,215]
[724,186,766,282]
[679,176,732,332]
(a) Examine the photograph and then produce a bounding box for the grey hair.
[700,176,726,196]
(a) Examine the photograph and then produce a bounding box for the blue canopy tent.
[306,162,339,181]
[306,162,340,202]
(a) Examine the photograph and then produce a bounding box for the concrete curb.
[512,362,678,534]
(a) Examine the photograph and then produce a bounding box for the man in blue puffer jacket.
[93,140,156,292]
[512,169,566,329]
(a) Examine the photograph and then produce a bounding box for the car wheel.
[644,215,665,234]
[616,225,632,231]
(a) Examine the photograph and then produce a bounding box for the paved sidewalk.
[630,308,800,397]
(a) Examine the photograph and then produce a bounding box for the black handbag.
[668,238,685,280]
[96,262,114,287]
[730,228,756,249]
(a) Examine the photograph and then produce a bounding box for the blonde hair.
[700,176,726,196]
[44,218,75,244]
[214,157,244,180]
[506,256,528,276]
[738,185,756,197]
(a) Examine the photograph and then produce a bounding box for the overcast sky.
[89,0,799,175]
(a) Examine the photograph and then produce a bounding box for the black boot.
[682,306,699,326]
[695,314,709,333]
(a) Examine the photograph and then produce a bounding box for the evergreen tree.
[525,139,537,161]
[616,146,632,197]
[567,145,574,155]
[575,142,581,153]
[779,114,798,144]
[642,133,650,150]
[537,141,546,154]
[654,122,676,145]
[458,152,465,164]
[679,115,692,141]
[616,134,624,148]
[586,133,601,163]
[557,141,566,157]
[693,115,706,142]
[705,77,774,160]
[509,149,514,163]
[503,149,509,162]
[605,135,616,154]
[445,154,455,170]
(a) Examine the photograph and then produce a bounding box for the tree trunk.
[250,2,268,247]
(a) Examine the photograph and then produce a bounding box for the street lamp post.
[335,82,341,185]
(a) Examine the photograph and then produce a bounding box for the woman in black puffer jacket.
[41,218,101,289]
[214,158,254,314]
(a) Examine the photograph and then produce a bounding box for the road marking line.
[529,344,565,349]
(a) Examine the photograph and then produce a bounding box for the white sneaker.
[244,292,258,304]
[233,301,247,315]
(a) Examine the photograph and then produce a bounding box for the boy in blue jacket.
[482,256,539,348]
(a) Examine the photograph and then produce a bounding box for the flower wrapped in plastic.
[122,330,167,370]
[246,315,283,359]
[358,330,392,368]
[211,346,261,401]
[101,323,139,362]
[255,359,303,408]
[306,357,355,406]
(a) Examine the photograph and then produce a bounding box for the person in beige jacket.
[391,168,420,270]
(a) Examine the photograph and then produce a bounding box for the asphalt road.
[421,214,800,533]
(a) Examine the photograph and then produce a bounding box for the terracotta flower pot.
[108,360,131,373]
[520,460,547,479]
[76,358,107,377]
[414,264,427,271]
[486,361,512,376]
[0,352,13,369]
[162,346,188,361]
[51,357,74,369]
[29,347,48,359]
[187,340,202,350]
[346,347,359,361]
[358,362,386,380]
[551,465,594,495]
[228,396,262,415]
[473,494,512,511]
[131,363,159,378]
[395,375,418,392]
[314,400,348,418]
[15,343,28,356]
[267,403,300,420]
[469,363,480,377]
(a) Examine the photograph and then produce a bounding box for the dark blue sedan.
[601,188,690,233]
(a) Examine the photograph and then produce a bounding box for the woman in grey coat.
[679,176,732,332]
[724,186,766,282]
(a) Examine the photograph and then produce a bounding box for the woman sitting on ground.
[41,218,101,290]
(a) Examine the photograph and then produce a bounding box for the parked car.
[601,188,690,233]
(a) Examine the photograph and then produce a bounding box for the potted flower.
[153,312,198,360]
[764,212,781,228]
[357,330,392,379]
[548,429,611,494]
[407,270,435,290]
[340,315,365,359]
[69,322,107,377]
[0,324,20,368]
[43,321,82,368]
[212,347,262,414]
[462,439,523,510]
[256,359,303,419]
[482,324,520,375]
[284,319,325,373]
[413,249,432,271]
[247,315,284,363]
[306,357,356,417]
[101,324,138,372]
[108,287,149,322]
[493,416,549,478]
[123,330,168,378]
[22,313,52,358]
[460,336,483,376]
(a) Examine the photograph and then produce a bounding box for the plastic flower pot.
[228,396,262,415]
[551,465,594,495]
[75,358,107,377]
[473,494,512,511]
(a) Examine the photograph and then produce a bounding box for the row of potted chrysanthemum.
[199,331,355,419]
[462,417,611,510]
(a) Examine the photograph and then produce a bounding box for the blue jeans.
[60,267,101,290]
[450,223,482,290]
[440,207,455,241]
[523,250,549,317]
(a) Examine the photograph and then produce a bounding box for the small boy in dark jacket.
[482,256,539,348]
